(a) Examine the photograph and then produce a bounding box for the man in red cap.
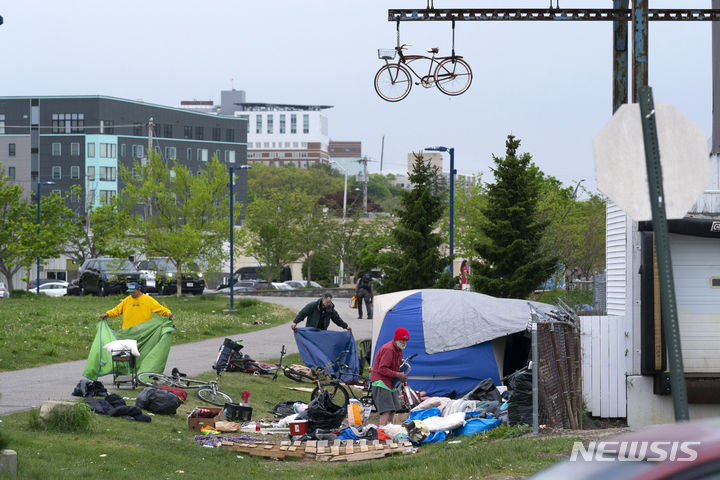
[370,327,410,426]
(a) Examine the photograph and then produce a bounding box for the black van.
[235,265,291,283]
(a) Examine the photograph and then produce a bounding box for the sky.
[0,1,714,193]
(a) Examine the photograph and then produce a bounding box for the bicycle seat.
[427,47,439,54]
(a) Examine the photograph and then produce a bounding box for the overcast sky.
[0,1,713,192]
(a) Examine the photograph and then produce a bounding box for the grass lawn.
[0,295,294,372]
[0,359,581,479]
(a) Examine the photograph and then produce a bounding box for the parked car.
[0,282,9,298]
[283,280,323,289]
[235,265,291,283]
[26,279,58,290]
[215,280,268,294]
[135,258,205,295]
[78,258,141,296]
[66,279,82,296]
[271,282,294,290]
[29,281,68,297]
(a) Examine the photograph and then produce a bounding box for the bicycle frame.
[389,49,462,86]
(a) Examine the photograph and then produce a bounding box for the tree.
[240,190,307,283]
[0,166,76,290]
[115,151,233,295]
[379,153,446,292]
[470,135,557,298]
[293,194,330,284]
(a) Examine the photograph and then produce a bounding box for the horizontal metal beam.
[388,8,720,22]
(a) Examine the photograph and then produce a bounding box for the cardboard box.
[187,407,223,432]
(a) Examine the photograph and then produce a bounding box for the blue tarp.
[293,328,359,382]
[374,292,501,397]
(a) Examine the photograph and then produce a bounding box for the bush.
[29,402,96,434]
[10,289,35,299]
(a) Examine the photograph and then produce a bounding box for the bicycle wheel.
[434,58,473,96]
[374,64,412,102]
[197,387,233,407]
[137,372,175,387]
[311,383,350,409]
[283,366,314,383]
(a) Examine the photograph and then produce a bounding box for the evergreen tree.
[470,135,557,298]
[380,153,445,292]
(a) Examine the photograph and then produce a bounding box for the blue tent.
[372,289,553,397]
[293,328,359,382]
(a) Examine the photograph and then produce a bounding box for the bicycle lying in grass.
[374,43,473,102]
[283,351,374,409]
[137,369,233,407]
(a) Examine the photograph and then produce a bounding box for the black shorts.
[371,385,401,414]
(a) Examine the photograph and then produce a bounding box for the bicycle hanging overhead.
[374,18,473,102]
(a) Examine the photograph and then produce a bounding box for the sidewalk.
[0,295,372,416]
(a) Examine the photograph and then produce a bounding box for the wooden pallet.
[219,439,414,462]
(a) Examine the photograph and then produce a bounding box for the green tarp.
[82,317,176,380]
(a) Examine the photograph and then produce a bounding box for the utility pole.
[380,136,385,173]
[361,156,369,215]
[145,117,154,220]
[147,117,154,158]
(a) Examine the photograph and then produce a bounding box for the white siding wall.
[606,201,628,316]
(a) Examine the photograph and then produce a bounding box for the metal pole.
[613,0,629,113]
[532,317,539,434]
[448,148,455,261]
[632,0,648,103]
[638,86,689,421]
[339,169,347,286]
[229,166,234,311]
[36,182,41,295]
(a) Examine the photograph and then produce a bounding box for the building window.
[99,190,116,204]
[303,114,309,134]
[197,149,208,162]
[52,143,62,156]
[256,115,262,134]
[263,142,270,148]
[8,166,15,180]
[99,166,116,181]
[300,152,308,158]
[87,166,95,181]
[8,143,15,157]
[279,114,286,134]
[163,124,173,138]
[267,115,274,134]
[212,127,221,141]
[52,113,84,133]
[70,166,80,179]
[184,126,192,139]
[87,189,95,205]
[131,145,144,158]
[195,126,204,140]
[70,192,81,203]
[153,123,160,138]
[133,123,143,136]
[52,166,61,179]
[164,146,176,159]
[225,150,236,163]
[290,114,297,134]
[0,114,5,134]
[120,144,126,157]
[87,142,95,157]
[186,148,192,160]
[99,143,116,158]
[70,142,80,156]
[226,128,235,142]
[103,120,114,134]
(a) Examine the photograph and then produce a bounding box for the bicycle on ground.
[374,44,473,102]
[137,369,233,407]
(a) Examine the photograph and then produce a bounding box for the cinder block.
[0,449,17,476]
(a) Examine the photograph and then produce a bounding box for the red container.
[289,419,308,435]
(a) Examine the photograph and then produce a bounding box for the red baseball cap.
[393,327,410,341]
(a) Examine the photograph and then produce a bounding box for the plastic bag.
[296,390,346,432]
[504,368,533,426]
[464,378,502,402]
[136,387,182,415]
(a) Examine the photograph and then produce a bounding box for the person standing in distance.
[290,293,352,332]
[101,282,173,329]
[354,273,374,319]
[371,327,409,426]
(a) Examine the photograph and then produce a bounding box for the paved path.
[0,295,371,416]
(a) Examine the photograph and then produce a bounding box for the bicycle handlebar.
[395,43,412,51]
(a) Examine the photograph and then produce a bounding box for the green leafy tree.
[379,153,445,292]
[293,194,330,283]
[240,190,307,283]
[0,166,76,290]
[115,151,233,295]
[248,163,342,200]
[470,135,557,298]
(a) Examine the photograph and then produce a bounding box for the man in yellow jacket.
[101,282,173,329]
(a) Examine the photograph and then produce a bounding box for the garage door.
[672,234,720,372]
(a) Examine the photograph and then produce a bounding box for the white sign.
[593,103,710,221]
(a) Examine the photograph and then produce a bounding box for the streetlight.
[36,180,55,294]
[425,146,456,263]
[331,161,347,287]
[228,164,251,312]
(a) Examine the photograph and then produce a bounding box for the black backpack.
[359,274,371,290]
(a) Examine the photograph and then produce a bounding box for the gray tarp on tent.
[421,290,554,354]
